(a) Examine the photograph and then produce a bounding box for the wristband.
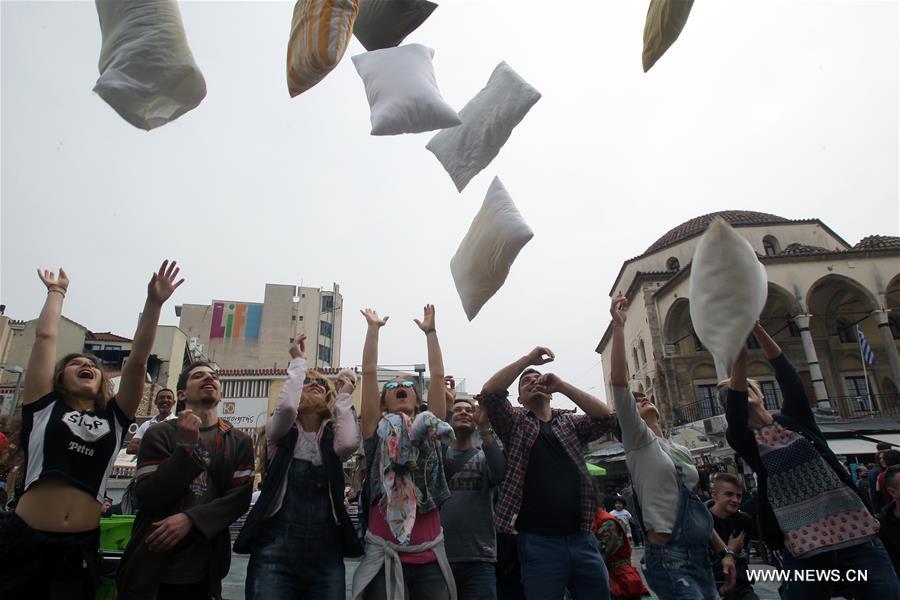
[48,288,66,297]
[424,328,436,335]
[718,548,736,560]
[478,428,494,436]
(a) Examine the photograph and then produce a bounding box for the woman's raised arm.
[360,308,388,438]
[117,260,184,420]
[22,268,69,404]
[414,304,446,420]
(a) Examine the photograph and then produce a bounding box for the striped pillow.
[287,0,360,97]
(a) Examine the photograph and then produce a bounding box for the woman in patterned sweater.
[722,322,899,600]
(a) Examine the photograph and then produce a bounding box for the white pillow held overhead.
[427,62,541,192]
[689,218,768,378]
[94,0,206,131]
[351,44,460,136]
[451,177,534,321]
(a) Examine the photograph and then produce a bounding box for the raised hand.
[289,334,307,359]
[475,398,491,430]
[525,346,555,366]
[147,259,185,305]
[444,375,457,403]
[360,308,389,328]
[175,409,201,448]
[336,370,356,395]
[537,372,564,394]
[414,304,436,334]
[37,268,69,293]
[610,293,628,327]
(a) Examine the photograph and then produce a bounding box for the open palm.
[148,260,185,305]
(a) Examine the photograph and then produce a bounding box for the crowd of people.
[0,264,898,600]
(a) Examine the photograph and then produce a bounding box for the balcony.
[672,393,900,426]
[672,400,723,426]
[828,394,900,419]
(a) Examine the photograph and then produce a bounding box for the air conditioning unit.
[703,414,727,434]
[189,337,199,349]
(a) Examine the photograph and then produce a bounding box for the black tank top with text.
[20,391,132,503]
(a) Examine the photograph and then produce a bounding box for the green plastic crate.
[99,515,135,551]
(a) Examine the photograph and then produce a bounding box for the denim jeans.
[781,537,900,600]
[643,542,718,600]
[365,561,451,600]
[639,482,718,600]
[516,531,610,600]
[245,459,344,600]
[450,561,496,600]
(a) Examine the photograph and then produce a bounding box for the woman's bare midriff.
[15,476,102,533]
[647,531,672,545]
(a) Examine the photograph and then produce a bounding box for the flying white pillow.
[351,44,460,136]
[689,218,768,378]
[451,177,534,321]
[427,62,541,192]
[94,0,206,130]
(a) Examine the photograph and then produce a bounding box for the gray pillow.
[353,0,438,51]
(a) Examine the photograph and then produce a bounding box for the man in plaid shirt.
[480,346,618,600]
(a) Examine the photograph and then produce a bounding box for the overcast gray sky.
[2,1,898,409]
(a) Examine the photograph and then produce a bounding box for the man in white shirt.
[126,388,176,455]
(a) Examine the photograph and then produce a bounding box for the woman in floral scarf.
[352,305,456,600]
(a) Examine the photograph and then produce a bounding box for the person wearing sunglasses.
[236,333,362,600]
[353,304,456,600]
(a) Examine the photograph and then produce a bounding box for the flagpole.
[856,325,873,411]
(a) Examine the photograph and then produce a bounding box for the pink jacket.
[265,357,359,517]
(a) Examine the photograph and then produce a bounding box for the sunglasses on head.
[384,381,415,390]
[304,376,328,388]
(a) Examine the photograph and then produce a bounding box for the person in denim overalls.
[608,294,737,600]
[634,451,720,598]
[236,334,362,599]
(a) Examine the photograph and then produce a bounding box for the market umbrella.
[585,463,607,476]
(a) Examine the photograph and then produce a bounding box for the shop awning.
[826,438,881,456]
[861,433,900,448]
[585,463,607,476]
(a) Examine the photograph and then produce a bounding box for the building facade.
[176,283,342,372]
[596,211,900,431]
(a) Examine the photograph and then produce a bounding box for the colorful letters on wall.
[210,302,263,340]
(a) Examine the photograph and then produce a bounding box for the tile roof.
[854,235,900,250]
[644,210,794,255]
[86,331,132,342]
[778,243,830,256]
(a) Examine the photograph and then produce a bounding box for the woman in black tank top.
[0,260,184,600]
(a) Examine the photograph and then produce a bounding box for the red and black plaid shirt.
[480,390,617,534]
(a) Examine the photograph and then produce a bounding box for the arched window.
[836,319,853,343]
[666,257,680,271]
[692,330,707,352]
[890,317,900,340]
[633,349,640,371]
[639,339,647,364]
[763,235,781,256]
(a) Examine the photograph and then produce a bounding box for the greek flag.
[857,325,876,365]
